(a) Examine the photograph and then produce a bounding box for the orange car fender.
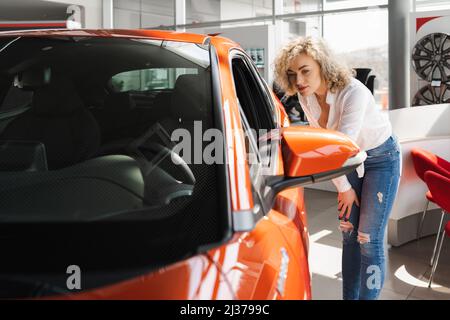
[268,208,311,300]
[274,187,309,255]
[207,211,310,300]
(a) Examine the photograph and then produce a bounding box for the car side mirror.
[269,126,367,194]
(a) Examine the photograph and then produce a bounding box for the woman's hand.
[338,188,359,221]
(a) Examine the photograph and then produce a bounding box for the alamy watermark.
[66,265,81,290]
[366,265,382,290]
[151,121,280,173]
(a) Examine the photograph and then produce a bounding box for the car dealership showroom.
[0,0,449,302]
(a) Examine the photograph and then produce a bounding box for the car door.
[207,51,311,300]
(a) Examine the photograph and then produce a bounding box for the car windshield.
[0,35,229,296]
[0,36,216,222]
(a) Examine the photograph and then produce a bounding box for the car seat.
[354,68,376,95]
[0,68,101,169]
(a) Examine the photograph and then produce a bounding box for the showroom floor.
[305,188,450,300]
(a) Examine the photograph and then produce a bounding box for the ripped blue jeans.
[341,135,401,300]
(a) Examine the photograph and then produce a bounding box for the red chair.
[411,148,450,265]
[424,171,450,287]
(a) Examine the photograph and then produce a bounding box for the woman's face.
[287,53,325,97]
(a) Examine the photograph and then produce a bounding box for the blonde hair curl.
[273,36,354,96]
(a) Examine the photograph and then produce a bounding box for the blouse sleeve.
[331,86,369,193]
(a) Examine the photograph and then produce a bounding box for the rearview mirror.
[269,126,367,194]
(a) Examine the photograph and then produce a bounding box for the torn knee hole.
[377,192,383,203]
[357,232,371,244]
[339,221,354,233]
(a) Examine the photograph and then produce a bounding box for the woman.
[274,36,401,300]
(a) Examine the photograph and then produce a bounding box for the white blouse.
[297,78,392,192]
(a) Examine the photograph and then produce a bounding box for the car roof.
[0,28,238,46]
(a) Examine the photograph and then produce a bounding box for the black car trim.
[195,43,233,253]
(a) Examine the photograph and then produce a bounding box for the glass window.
[113,0,175,29]
[114,0,141,11]
[283,0,322,14]
[231,54,277,178]
[186,0,273,24]
[282,16,322,42]
[232,56,275,132]
[415,0,450,11]
[323,8,389,109]
[221,0,273,20]
[0,36,217,221]
[186,0,220,24]
[324,0,387,10]
[114,8,141,28]
[111,68,198,91]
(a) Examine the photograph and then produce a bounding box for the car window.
[239,106,262,181]
[239,106,265,221]
[0,36,230,295]
[232,53,277,174]
[231,54,275,132]
[111,68,198,91]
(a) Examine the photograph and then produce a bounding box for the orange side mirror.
[269,126,366,194]
[282,126,361,177]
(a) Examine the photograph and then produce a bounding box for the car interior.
[0,36,218,222]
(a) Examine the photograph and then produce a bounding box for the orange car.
[0,29,365,299]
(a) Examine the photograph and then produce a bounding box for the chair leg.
[417,199,430,239]
[428,228,446,288]
[430,210,445,266]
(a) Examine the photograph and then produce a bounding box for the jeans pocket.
[366,150,394,160]
[366,137,399,159]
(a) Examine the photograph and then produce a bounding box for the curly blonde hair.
[273,36,354,96]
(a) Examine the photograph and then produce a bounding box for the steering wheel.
[125,125,196,206]
[137,142,195,185]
